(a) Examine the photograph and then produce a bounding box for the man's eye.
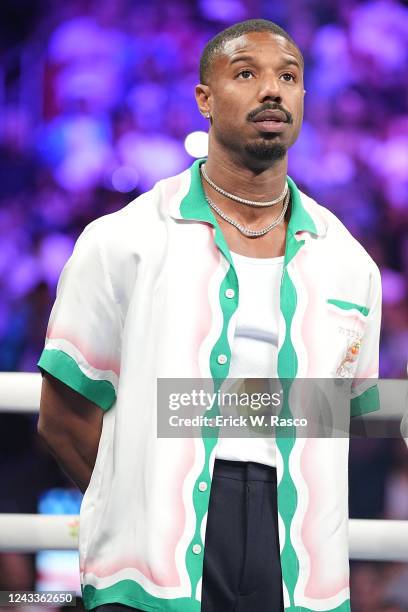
[281,73,295,82]
[237,70,254,79]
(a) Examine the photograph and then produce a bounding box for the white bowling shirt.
[38,158,382,612]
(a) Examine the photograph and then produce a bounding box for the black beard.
[244,141,287,162]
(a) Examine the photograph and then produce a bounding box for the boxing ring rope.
[1,372,408,561]
[0,372,42,413]
[0,513,407,561]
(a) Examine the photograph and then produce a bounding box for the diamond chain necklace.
[200,163,288,208]
[205,189,290,238]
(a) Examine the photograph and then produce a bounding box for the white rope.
[0,514,79,551]
[0,514,407,560]
[349,519,408,561]
[0,372,42,412]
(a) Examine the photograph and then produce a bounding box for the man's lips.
[252,109,288,123]
[250,109,289,133]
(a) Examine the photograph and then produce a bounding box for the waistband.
[213,458,277,483]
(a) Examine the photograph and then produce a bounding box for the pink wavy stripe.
[300,441,349,598]
[81,440,196,587]
[294,247,321,376]
[161,438,196,583]
[295,245,368,378]
[161,171,186,216]
[83,556,171,585]
[161,169,221,376]
[190,226,220,376]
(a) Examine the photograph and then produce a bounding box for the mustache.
[247,103,293,124]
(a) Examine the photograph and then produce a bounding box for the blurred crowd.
[0,0,407,610]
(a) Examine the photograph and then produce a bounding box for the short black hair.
[199,19,303,85]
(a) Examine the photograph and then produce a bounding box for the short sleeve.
[37,224,122,411]
[350,263,382,418]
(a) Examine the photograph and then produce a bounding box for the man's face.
[197,31,305,163]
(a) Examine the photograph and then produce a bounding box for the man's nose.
[257,76,282,104]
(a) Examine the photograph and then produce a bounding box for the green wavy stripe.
[276,233,352,612]
[180,159,239,599]
[185,265,238,597]
[82,580,200,611]
[83,578,351,612]
[276,261,300,608]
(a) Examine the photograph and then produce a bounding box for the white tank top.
[215,251,284,467]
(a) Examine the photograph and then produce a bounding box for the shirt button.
[198,481,208,492]
[217,354,228,365]
[192,544,202,555]
[225,288,235,299]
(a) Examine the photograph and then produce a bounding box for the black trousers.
[92,458,284,612]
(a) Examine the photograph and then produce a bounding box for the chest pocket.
[326,299,369,378]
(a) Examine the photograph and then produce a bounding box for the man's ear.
[195,83,211,119]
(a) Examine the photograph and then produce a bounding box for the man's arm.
[37,373,104,494]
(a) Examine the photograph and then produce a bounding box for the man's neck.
[202,145,289,224]
[204,145,288,201]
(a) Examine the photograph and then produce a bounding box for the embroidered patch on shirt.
[336,338,362,378]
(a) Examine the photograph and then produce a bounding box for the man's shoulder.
[299,189,379,274]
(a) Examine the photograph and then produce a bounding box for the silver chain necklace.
[201,163,288,208]
[205,189,290,237]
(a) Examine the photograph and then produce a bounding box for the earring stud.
[205,112,210,119]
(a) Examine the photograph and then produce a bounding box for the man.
[37,19,382,612]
